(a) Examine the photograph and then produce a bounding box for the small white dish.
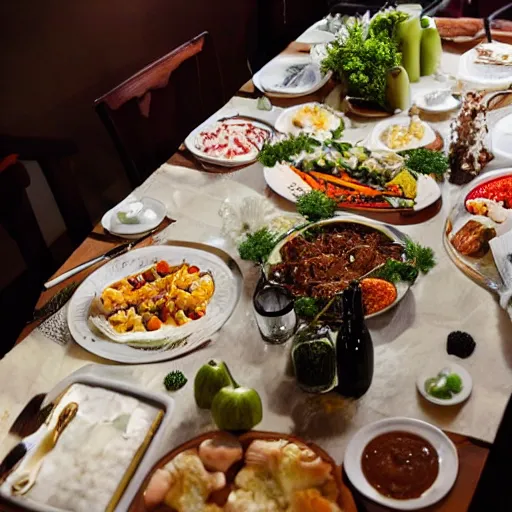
[253,54,332,98]
[344,417,459,510]
[274,102,347,140]
[417,362,472,406]
[415,91,461,113]
[368,117,436,152]
[102,197,166,236]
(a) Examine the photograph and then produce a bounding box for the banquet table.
[2,38,512,512]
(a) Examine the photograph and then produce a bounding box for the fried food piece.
[451,220,496,257]
[199,435,243,473]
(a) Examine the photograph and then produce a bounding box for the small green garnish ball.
[164,370,188,391]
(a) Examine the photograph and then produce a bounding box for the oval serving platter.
[129,430,357,512]
[265,216,411,319]
[67,244,242,364]
[264,163,441,214]
[444,168,512,294]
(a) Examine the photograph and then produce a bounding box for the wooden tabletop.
[13,38,492,512]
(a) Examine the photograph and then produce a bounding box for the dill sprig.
[399,148,449,178]
[404,238,436,273]
[258,134,320,168]
[373,238,435,283]
[238,228,278,263]
[296,190,337,222]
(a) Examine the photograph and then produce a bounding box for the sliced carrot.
[147,315,163,331]
[309,172,383,196]
[290,166,325,191]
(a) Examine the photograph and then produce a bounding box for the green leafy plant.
[370,10,409,38]
[322,21,402,108]
[373,259,419,283]
[258,134,320,168]
[399,148,449,178]
[238,228,277,263]
[296,190,337,222]
[163,370,188,391]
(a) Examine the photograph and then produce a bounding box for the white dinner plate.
[344,417,459,510]
[492,112,512,162]
[184,117,273,167]
[414,91,461,113]
[101,197,167,237]
[253,54,332,98]
[417,362,473,406]
[263,163,441,213]
[458,44,512,89]
[367,117,436,152]
[67,245,241,363]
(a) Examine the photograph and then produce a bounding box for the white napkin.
[489,230,512,319]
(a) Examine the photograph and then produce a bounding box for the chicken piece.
[451,220,496,257]
[163,449,226,512]
[144,469,173,510]
[199,435,243,473]
[276,443,334,498]
[288,489,341,512]
[226,466,286,512]
[244,441,335,500]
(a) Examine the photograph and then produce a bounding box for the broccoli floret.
[164,370,188,391]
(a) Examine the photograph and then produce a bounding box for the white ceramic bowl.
[344,417,459,510]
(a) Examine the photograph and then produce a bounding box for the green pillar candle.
[395,5,422,83]
[420,17,442,76]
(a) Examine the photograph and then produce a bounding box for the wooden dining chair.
[94,31,226,188]
[0,156,54,355]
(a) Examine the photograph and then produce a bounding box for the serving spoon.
[12,402,79,495]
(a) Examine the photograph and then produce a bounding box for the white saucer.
[417,362,472,406]
[101,197,166,236]
[415,91,461,113]
[344,417,458,510]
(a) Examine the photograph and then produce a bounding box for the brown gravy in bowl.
[361,431,439,500]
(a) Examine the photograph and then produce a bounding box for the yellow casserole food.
[98,260,214,333]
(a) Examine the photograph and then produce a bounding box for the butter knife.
[43,230,154,290]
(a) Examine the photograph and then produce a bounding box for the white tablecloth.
[1,54,512,467]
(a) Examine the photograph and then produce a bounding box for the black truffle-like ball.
[447,331,476,359]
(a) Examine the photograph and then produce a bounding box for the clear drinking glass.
[253,285,297,345]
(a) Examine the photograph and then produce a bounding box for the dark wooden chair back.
[94,31,225,187]
[0,158,54,355]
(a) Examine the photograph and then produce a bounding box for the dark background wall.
[0,0,259,222]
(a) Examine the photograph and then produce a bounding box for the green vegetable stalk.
[394,13,421,83]
[420,16,442,76]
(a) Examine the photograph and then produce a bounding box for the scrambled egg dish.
[99,260,214,333]
[292,105,341,134]
[380,116,426,150]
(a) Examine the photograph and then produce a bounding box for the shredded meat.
[269,224,403,298]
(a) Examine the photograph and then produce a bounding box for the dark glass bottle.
[336,281,374,398]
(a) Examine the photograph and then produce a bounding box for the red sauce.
[362,431,439,500]
[466,176,512,209]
